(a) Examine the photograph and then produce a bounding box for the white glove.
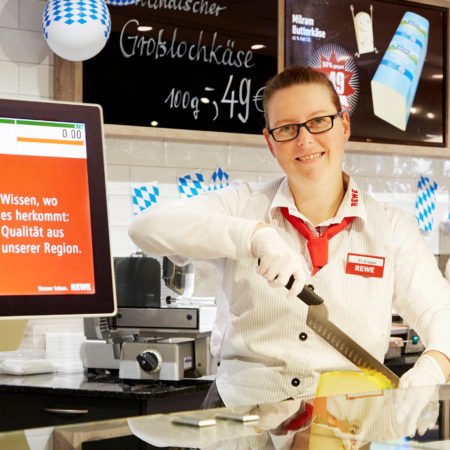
[251,226,309,297]
[394,354,444,437]
[399,353,446,388]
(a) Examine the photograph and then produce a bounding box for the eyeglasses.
[268,113,341,142]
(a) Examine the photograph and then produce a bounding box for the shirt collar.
[269,173,367,226]
[333,173,367,225]
[269,177,297,222]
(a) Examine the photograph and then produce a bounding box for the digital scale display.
[0,117,95,296]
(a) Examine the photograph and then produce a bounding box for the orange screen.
[0,120,95,295]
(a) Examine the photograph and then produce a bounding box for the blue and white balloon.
[105,0,137,5]
[42,0,111,61]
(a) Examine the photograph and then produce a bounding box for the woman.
[128,65,450,410]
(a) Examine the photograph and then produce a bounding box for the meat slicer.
[81,256,217,381]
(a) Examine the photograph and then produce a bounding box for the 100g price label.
[164,74,264,123]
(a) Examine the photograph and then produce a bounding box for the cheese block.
[371,11,429,131]
[316,369,394,398]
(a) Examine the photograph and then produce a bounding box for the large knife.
[286,279,400,387]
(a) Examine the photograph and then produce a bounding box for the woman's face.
[263,83,350,186]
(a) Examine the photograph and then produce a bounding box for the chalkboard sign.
[83,1,277,135]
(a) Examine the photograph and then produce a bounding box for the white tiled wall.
[2,1,450,350]
[0,0,53,102]
[105,139,450,258]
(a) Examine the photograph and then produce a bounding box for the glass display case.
[1,383,449,449]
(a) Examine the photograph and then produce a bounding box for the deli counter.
[1,383,449,450]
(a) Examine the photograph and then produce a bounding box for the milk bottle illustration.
[371,12,429,131]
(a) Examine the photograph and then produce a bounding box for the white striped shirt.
[129,174,450,406]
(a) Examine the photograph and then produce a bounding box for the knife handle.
[257,258,324,306]
[286,276,324,306]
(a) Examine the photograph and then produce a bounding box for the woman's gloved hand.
[394,354,445,437]
[251,226,309,297]
[399,353,446,388]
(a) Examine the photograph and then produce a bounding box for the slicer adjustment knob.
[136,349,162,373]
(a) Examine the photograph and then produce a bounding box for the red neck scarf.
[281,207,354,274]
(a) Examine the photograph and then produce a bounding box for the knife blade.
[286,279,400,387]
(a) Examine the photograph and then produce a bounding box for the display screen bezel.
[0,98,116,318]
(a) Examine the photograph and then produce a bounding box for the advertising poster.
[0,119,96,296]
[285,0,447,146]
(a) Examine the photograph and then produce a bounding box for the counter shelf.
[0,383,448,450]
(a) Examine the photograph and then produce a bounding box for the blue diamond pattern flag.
[415,175,438,232]
[208,167,230,191]
[132,182,159,215]
[178,172,206,199]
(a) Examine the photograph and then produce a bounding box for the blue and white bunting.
[208,167,230,191]
[415,175,438,232]
[177,172,206,199]
[132,182,159,215]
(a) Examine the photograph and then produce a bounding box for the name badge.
[345,253,385,278]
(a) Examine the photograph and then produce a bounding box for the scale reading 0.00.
[61,127,83,140]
